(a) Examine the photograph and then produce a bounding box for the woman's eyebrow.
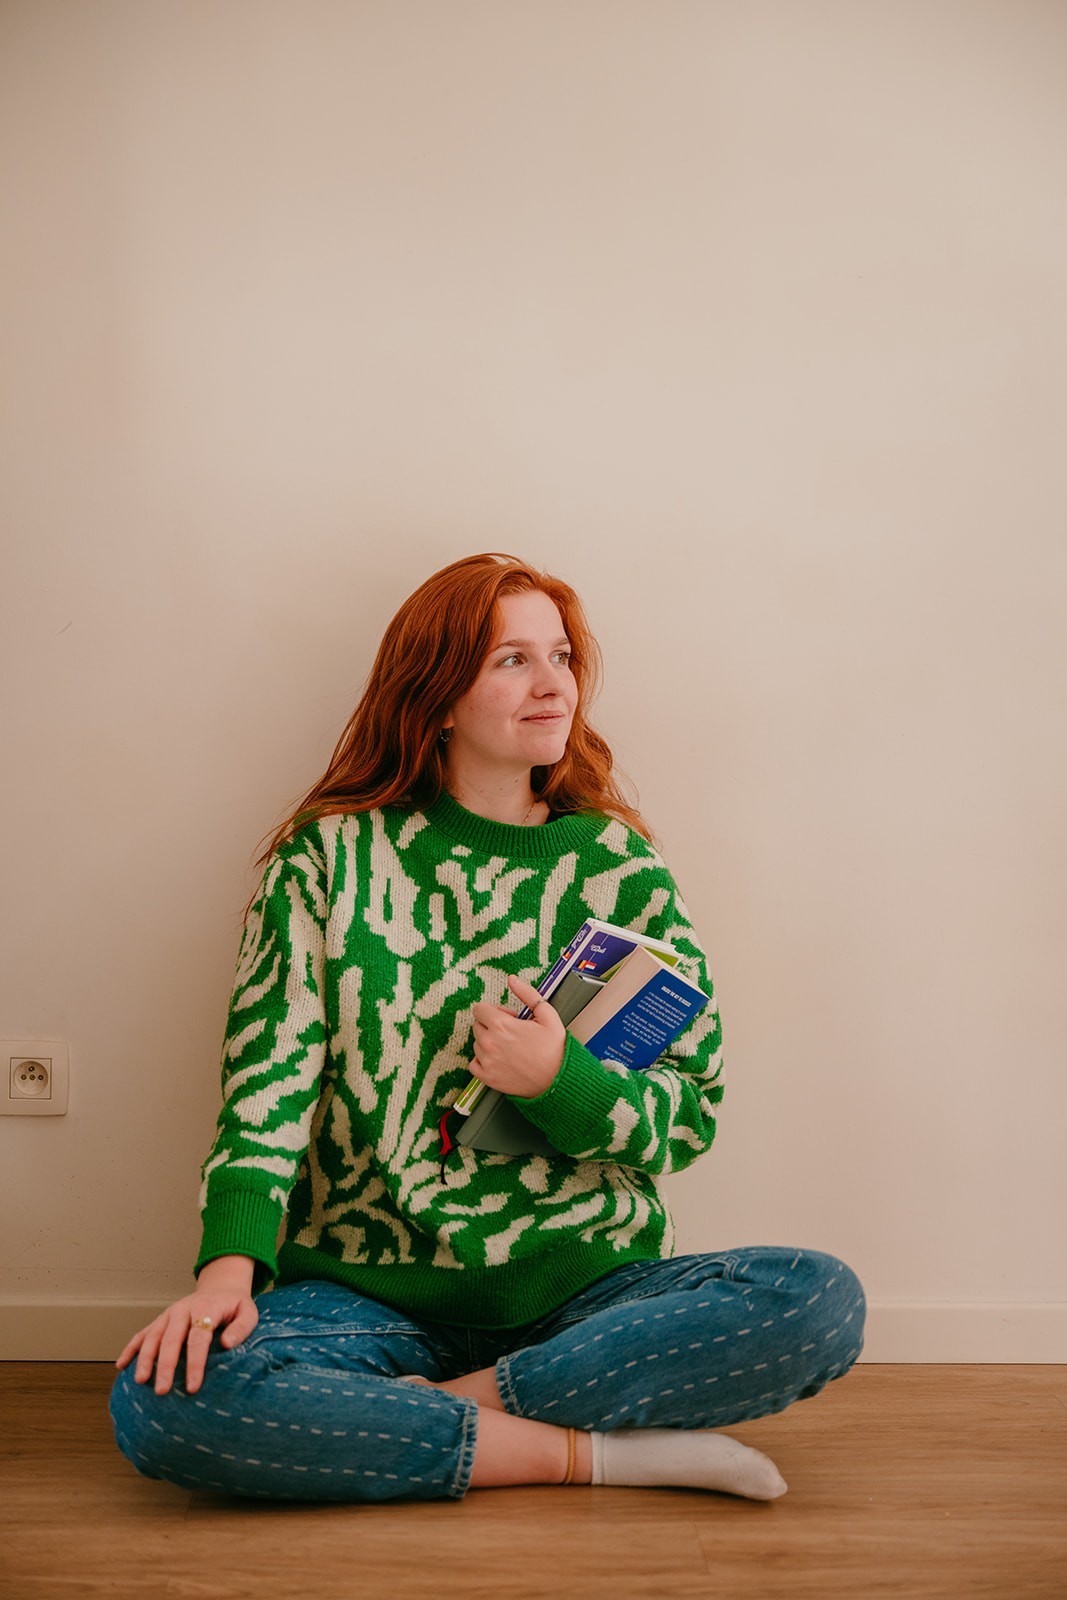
[494,636,571,650]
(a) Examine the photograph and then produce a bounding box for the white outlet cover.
[1,1040,69,1116]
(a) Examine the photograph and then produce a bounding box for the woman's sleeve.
[510,858,724,1176]
[195,828,330,1277]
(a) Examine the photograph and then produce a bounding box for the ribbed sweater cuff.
[196,1186,283,1278]
[511,1034,625,1155]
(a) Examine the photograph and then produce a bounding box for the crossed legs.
[111,1248,865,1502]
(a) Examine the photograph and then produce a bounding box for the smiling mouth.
[523,713,565,723]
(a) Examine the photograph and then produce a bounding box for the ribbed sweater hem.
[196,1186,283,1277]
[511,1034,633,1155]
[274,1238,669,1330]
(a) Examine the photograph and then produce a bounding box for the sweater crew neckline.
[423,790,605,859]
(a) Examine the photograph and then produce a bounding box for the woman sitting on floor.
[111,551,865,1502]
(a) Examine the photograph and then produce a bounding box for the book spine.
[519,920,598,1012]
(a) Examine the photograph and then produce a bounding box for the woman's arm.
[116,830,332,1391]
[196,829,330,1276]
[510,1018,722,1174]
[479,861,724,1175]
[115,1253,257,1396]
[469,963,722,1177]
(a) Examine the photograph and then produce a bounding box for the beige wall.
[2,0,1064,1360]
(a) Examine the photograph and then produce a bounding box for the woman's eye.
[495,649,570,668]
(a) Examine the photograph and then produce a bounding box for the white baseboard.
[0,1299,1064,1363]
[858,1302,1066,1363]
[0,1302,169,1361]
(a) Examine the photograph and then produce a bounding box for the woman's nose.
[531,659,561,694]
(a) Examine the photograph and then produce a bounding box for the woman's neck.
[444,769,547,827]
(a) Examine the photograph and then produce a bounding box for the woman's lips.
[523,713,565,723]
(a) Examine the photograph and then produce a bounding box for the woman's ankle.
[566,1427,593,1485]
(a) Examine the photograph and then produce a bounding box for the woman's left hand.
[470,975,566,1099]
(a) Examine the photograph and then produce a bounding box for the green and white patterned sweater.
[197,792,724,1328]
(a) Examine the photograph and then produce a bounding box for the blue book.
[569,944,708,1070]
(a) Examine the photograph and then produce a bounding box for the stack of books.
[452,918,709,1157]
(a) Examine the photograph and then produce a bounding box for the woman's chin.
[524,735,569,766]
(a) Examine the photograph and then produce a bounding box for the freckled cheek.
[474,686,513,717]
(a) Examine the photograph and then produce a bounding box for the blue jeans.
[110,1247,865,1502]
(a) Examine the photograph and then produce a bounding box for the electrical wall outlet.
[2,1040,69,1116]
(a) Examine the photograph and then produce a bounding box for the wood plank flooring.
[2,1363,1064,1598]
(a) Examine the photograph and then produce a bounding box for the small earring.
[439,727,451,744]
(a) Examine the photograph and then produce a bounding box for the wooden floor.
[2,1364,1064,1599]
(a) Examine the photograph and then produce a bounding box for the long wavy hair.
[256,552,651,867]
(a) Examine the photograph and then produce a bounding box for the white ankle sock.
[589,1428,787,1501]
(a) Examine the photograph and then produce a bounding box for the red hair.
[256,552,651,866]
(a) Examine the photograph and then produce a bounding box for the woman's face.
[442,590,578,781]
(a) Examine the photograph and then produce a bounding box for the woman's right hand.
[115,1254,258,1396]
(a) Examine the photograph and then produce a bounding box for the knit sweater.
[197,792,724,1328]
